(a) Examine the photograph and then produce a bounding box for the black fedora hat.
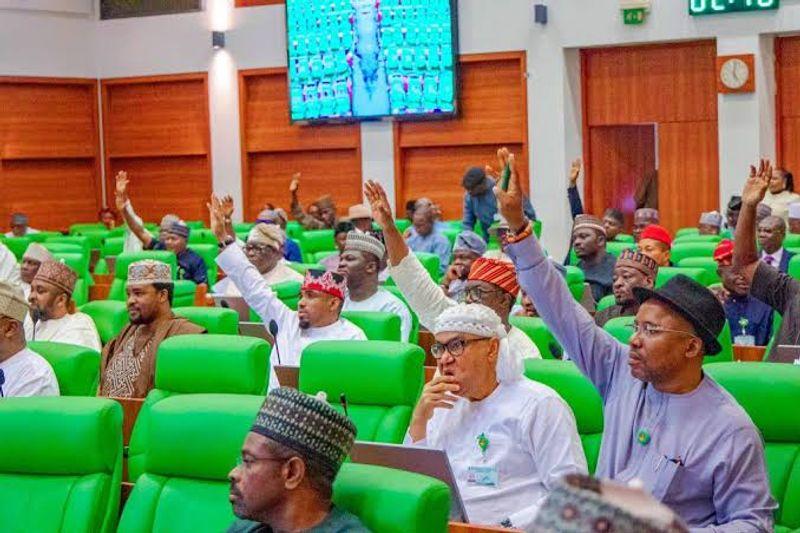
[632,275,725,355]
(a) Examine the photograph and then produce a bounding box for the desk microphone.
[219,300,230,308]
[268,320,281,365]
[339,393,349,418]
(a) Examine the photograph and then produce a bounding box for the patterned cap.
[639,224,673,248]
[22,243,54,264]
[159,214,180,231]
[256,208,288,226]
[166,221,190,239]
[468,257,520,297]
[453,231,487,257]
[247,223,284,250]
[251,387,357,481]
[127,260,173,286]
[0,280,29,322]
[699,211,723,227]
[634,208,660,223]
[616,248,658,278]
[713,239,734,265]
[344,231,385,260]
[433,303,507,339]
[302,269,347,300]
[572,214,607,236]
[33,261,77,295]
[347,204,372,220]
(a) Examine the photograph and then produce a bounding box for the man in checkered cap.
[339,231,412,342]
[594,249,658,328]
[227,387,368,532]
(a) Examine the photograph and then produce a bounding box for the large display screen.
[689,0,779,16]
[285,0,458,123]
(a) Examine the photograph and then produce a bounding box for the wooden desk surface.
[733,345,766,362]
[449,522,522,533]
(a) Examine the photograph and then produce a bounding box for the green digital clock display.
[689,0,779,15]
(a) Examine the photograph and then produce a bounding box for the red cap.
[468,257,520,297]
[639,224,673,248]
[713,239,734,265]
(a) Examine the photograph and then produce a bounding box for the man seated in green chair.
[439,230,486,301]
[339,232,412,342]
[228,387,368,533]
[19,243,53,301]
[99,260,205,398]
[26,261,101,351]
[406,303,586,530]
[210,196,366,390]
[289,173,339,231]
[594,249,658,328]
[698,211,723,236]
[213,223,302,297]
[0,280,59,397]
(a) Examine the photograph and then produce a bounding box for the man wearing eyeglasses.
[496,148,775,531]
[212,223,303,297]
[406,303,586,530]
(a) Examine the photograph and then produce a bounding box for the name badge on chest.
[467,432,499,487]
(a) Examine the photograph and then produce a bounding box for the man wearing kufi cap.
[496,151,775,530]
[5,212,40,238]
[758,215,794,274]
[213,223,302,297]
[114,170,209,285]
[227,388,368,533]
[637,224,673,267]
[440,230,487,301]
[289,173,338,230]
[364,180,541,359]
[697,211,723,236]
[0,280,59,397]
[26,261,101,352]
[99,260,205,398]
[712,240,772,347]
[632,208,659,243]
[210,196,366,390]
[788,202,800,235]
[256,207,302,263]
[594,249,658,328]
[20,243,54,300]
[406,303,586,530]
[572,214,617,303]
[339,231,412,341]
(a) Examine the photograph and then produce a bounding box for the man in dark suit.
[758,215,794,273]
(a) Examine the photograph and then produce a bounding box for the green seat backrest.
[174,306,239,335]
[184,221,205,230]
[3,236,31,260]
[300,229,336,263]
[564,265,586,301]
[440,227,460,247]
[414,252,441,281]
[673,234,722,244]
[677,257,721,285]
[784,234,800,249]
[313,250,338,264]
[101,236,125,258]
[119,394,263,533]
[80,300,130,345]
[670,241,718,264]
[299,341,424,443]
[509,316,563,360]
[333,463,451,533]
[381,286,420,344]
[286,221,303,240]
[52,252,92,285]
[75,229,110,251]
[107,227,126,238]
[614,233,634,243]
[0,397,122,533]
[69,223,106,235]
[596,294,616,312]
[703,321,734,364]
[172,280,198,308]
[606,241,635,259]
[72,278,89,307]
[27,341,101,396]
[45,236,91,256]
[675,227,699,238]
[656,267,711,287]
[232,222,254,233]
[533,219,543,239]
[188,243,218,285]
[705,363,800,530]
[27,231,62,243]
[187,228,216,245]
[524,359,604,473]
[394,218,411,233]
[286,262,323,276]
[788,255,800,281]
[341,311,401,341]
[603,315,635,343]
[127,335,270,481]
[43,242,84,255]
[248,280,303,322]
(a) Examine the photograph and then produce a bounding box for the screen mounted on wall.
[286,0,459,124]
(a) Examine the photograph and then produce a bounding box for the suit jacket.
[779,250,795,274]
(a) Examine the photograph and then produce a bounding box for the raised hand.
[569,158,582,186]
[742,158,772,207]
[114,171,129,210]
[289,173,301,194]
[364,179,395,230]
[494,148,526,232]
[221,195,235,219]
[207,194,227,242]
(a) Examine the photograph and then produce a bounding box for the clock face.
[720,58,750,90]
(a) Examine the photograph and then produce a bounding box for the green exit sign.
[690,0,779,15]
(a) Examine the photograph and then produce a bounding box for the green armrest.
[670,241,718,264]
[173,306,239,335]
[509,316,563,360]
[341,310,402,341]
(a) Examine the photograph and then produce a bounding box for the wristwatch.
[218,237,235,250]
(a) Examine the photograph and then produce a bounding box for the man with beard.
[632,208,659,243]
[440,231,486,301]
[99,260,204,398]
[210,195,365,390]
[571,214,616,303]
[594,249,658,328]
[758,215,794,274]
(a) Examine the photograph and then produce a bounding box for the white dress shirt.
[25,312,102,352]
[0,348,59,398]
[343,288,413,342]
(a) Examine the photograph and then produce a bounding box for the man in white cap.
[256,207,302,263]
[698,211,723,236]
[406,303,586,530]
[788,202,800,235]
[339,231,412,342]
[441,230,487,301]
[571,214,616,303]
[20,243,53,300]
[5,213,39,238]
[346,204,374,233]
[0,241,21,287]
[213,224,303,297]
[99,260,205,399]
[0,280,59,397]
[26,262,101,351]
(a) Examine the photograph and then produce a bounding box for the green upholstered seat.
[606,241,636,258]
[247,280,303,322]
[677,257,721,285]
[704,363,800,531]
[596,294,616,312]
[101,236,125,258]
[285,220,303,239]
[670,241,718,264]
[440,226,460,247]
[564,265,586,301]
[184,220,206,230]
[614,233,634,243]
[188,243,218,285]
[656,266,711,287]
[42,242,84,255]
[72,278,89,307]
[107,251,178,301]
[509,316,563,360]
[174,306,239,335]
[75,229,110,251]
[0,397,122,533]
[523,359,604,473]
[299,229,336,263]
[80,300,130,345]
[313,250,339,264]
[381,286,420,344]
[788,255,800,281]
[673,234,722,244]
[603,315,635,344]
[286,262,323,276]
[1,236,31,260]
[783,234,800,249]
[341,310,401,341]
[69,223,107,235]
[232,222,254,233]
[675,227,700,238]
[187,228,216,245]
[27,341,101,396]
[299,341,425,443]
[414,252,441,281]
[394,218,412,233]
[45,235,91,256]
[172,280,198,308]
[26,231,62,244]
[52,252,93,291]
[127,335,270,480]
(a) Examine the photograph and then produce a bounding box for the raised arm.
[567,158,584,219]
[115,171,154,248]
[289,173,325,230]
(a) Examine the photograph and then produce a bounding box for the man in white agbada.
[339,231,413,342]
[364,180,541,359]
[209,195,366,389]
[405,304,586,530]
[0,241,21,287]
[0,280,59,398]
[25,261,101,352]
[213,223,302,296]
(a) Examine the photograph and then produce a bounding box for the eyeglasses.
[245,243,272,254]
[632,321,697,339]
[464,285,503,302]
[430,337,489,359]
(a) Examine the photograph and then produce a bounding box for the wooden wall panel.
[239,68,361,220]
[101,73,211,223]
[777,37,800,178]
[395,52,528,217]
[0,77,101,231]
